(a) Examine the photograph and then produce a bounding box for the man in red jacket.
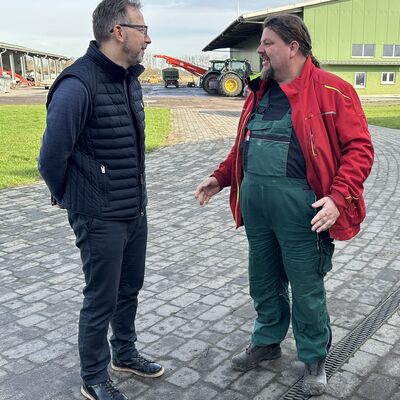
[195,14,373,396]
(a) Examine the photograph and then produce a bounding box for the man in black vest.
[38,1,163,399]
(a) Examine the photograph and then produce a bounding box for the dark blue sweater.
[39,77,90,202]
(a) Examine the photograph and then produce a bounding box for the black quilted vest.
[47,41,147,219]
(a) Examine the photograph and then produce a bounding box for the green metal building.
[203,0,400,95]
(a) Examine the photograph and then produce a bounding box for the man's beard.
[123,43,143,67]
[261,65,274,81]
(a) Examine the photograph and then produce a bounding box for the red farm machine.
[153,54,252,97]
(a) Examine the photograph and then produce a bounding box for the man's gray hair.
[93,0,142,44]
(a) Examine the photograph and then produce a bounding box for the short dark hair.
[92,0,142,44]
[263,14,320,67]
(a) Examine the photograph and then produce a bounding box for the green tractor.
[200,59,252,97]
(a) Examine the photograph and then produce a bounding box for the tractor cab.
[208,60,226,72]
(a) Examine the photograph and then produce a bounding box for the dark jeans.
[68,211,147,385]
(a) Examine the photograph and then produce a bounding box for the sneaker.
[111,353,164,378]
[302,358,327,396]
[231,343,282,372]
[80,379,127,400]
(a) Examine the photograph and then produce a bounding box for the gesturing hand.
[311,196,340,233]
[194,177,221,206]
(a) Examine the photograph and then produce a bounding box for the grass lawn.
[364,104,400,129]
[0,102,398,190]
[145,107,170,152]
[0,105,46,189]
[0,105,170,189]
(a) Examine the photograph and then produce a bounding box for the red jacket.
[212,57,374,241]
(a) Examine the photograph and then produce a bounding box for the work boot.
[112,353,164,378]
[231,343,281,371]
[80,379,127,400]
[302,358,327,395]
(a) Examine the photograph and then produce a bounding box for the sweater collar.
[86,40,145,80]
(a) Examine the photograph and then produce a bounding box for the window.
[381,72,396,84]
[383,44,400,57]
[352,44,375,57]
[354,72,366,88]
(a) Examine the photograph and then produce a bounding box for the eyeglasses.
[110,24,148,36]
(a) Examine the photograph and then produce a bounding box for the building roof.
[0,41,70,60]
[203,0,337,51]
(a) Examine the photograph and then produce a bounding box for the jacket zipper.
[314,193,320,251]
[124,74,144,216]
[234,91,256,225]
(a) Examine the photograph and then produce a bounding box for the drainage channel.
[280,285,400,400]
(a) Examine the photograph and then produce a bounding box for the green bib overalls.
[240,88,334,364]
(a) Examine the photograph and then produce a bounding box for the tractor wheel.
[202,73,219,95]
[219,73,243,97]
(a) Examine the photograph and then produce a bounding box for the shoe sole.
[111,363,165,378]
[80,386,95,400]
[231,348,282,372]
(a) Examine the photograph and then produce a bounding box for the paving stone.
[134,381,183,400]
[17,313,47,327]
[373,323,400,344]
[2,339,48,359]
[2,358,36,375]
[216,330,250,352]
[170,292,201,307]
[253,381,288,400]
[27,342,74,363]
[175,302,211,320]
[216,389,249,400]
[230,368,276,397]
[360,338,392,356]
[326,370,362,398]
[341,350,380,376]
[170,339,210,362]
[144,334,186,358]
[180,382,218,400]
[166,366,201,388]
[377,353,400,379]
[203,360,243,389]
[190,346,230,371]
[356,373,398,400]
[149,315,186,335]
[198,305,231,321]
[0,364,68,399]
[155,303,180,317]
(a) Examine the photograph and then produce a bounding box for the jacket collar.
[281,56,314,96]
[86,40,145,81]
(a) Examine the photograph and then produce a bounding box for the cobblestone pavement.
[0,107,400,400]
[168,109,242,145]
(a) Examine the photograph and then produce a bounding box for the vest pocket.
[64,151,109,213]
[96,162,110,208]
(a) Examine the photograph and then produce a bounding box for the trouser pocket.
[318,236,335,276]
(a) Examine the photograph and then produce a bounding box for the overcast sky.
[0,0,287,59]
